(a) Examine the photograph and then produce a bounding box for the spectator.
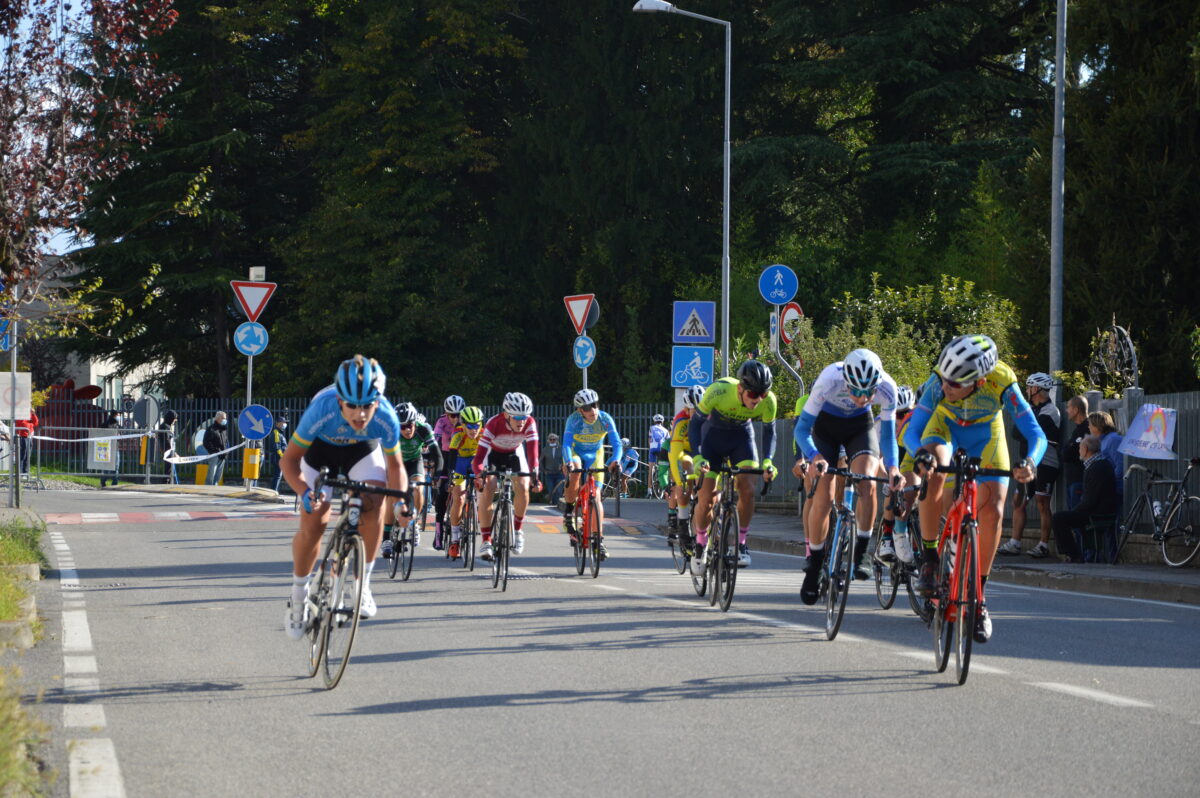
[156,409,179,484]
[202,411,229,486]
[1052,434,1119,562]
[14,408,38,475]
[1060,395,1090,509]
[1000,373,1061,557]
[1088,410,1125,502]
[540,432,564,506]
[268,412,290,493]
[99,410,121,487]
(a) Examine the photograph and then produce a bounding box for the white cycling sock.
[291,575,308,605]
[452,524,462,542]
[857,529,872,539]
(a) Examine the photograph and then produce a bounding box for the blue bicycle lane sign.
[758,264,798,305]
[671,346,714,388]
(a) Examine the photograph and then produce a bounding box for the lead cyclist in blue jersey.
[281,356,410,639]
[561,388,624,560]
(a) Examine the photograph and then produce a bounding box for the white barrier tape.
[163,441,249,465]
[32,432,150,443]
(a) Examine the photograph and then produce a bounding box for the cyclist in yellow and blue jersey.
[446,406,485,560]
[905,334,1043,643]
[688,361,778,571]
[666,384,705,547]
[561,388,624,560]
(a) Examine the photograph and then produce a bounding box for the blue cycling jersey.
[563,409,623,466]
[648,424,669,450]
[292,385,401,455]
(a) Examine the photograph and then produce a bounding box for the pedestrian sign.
[672,301,716,344]
[670,346,714,389]
[573,335,596,369]
[234,321,269,357]
[238,404,273,441]
[230,280,278,323]
[563,294,595,336]
[758,264,798,305]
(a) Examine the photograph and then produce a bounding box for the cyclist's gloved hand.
[301,488,315,514]
[762,458,777,480]
[914,450,935,475]
[692,456,708,473]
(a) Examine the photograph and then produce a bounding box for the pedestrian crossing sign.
[672,301,715,344]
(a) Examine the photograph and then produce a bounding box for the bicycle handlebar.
[479,469,538,479]
[315,468,412,501]
[804,466,892,500]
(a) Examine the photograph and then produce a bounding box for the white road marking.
[69,738,126,798]
[64,705,107,729]
[1028,682,1154,708]
[62,611,94,653]
[64,656,98,674]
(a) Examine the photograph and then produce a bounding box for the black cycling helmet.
[736,360,773,394]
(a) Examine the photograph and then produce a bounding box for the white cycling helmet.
[652,413,664,424]
[683,385,705,409]
[620,437,631,447]
[936,335,998,384]
[1026,372,1055,391]
[395,402,419,425]
[842,349,883,393]
[574,388,599,408]
[895,384,916,411]
[502,392,533,416]
[443,395,466,414]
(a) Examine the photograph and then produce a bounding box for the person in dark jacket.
[99,410,121,487]
[1052,435,1119,562]
[268,412,290,492]
[156,410,179,484]
[202,411,229,486]
[1059,395,1090,509]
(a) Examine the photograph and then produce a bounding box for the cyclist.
[619,438,640,496]
[281,356,409,639]
[688,360,778,571]
[473,392,542,560]
[667,384,704,549]
[906,334,1043,643]
[795,349,902,604]
[381,402,442,558]
[446,406,485,559]
[648,413,670,496]
[432,395,465,550]
[561,388,623,560]
[998,372,1061,558]
[876,384,919,564]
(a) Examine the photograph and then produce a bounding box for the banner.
[1118,404,1177,460]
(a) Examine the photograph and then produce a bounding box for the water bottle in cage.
[1152,500,1162,519]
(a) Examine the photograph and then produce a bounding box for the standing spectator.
[1088,410,1125,502]
[268,412,290,493]
[14,408,38,475]
[99,410,121,487]
[999,373,1061,557]
[202,411,229,486]
[1052,435,1119,562]
[156,410,179,484]
[540,432,564,506]
[1060,396,1090,509]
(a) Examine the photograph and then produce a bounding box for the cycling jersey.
[563,409,623,466]
[433,414,457,451]
[793,362,899,467]
[689,377,778,464]
[669,409,690,448]
[398,420,437,462]
[292,385,401,455]
[449,426,481,458]
[903,360,1047,468]
[472,414,540,475]
[620,446,640,475]
[1022,399,1061,469]
[648,423,669,462]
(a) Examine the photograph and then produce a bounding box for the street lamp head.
[632,0,675,12]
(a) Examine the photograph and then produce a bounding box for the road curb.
[988,564,1200,606]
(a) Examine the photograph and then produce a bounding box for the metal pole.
[721,21,731,378]
[9,315,17,508]
[582,366,588,391]
[244,355,254,487]
[1048,0,1067,378]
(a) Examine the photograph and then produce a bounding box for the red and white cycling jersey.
[472,413,540,475]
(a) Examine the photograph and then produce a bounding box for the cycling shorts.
[482,449,531,478]
[301,439,385,500]
[918,411,1010,483]
[812,411,878,464]
[571,447,606,486]
[668,443,694,487]
[1014,465,1058,502]
[698,424,759,477]
[403,457,426,481]
[452,455,475,486]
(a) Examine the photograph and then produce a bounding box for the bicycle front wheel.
[387,527,402,579]
[872,518,898,610]
[498,511,512,592]
[931,545,954,673]
[305,579,325,678]
[491,505,506,589]
[398,524,415,581]
[1161,496,1200,567]
[708,503,724,607]
[463,505,477,572]
[717,503,739,612]
[322,533,365,689]
[953,524,979,685]
[825,519,851,640]
[573,499,587,575]
[589,505,602,579]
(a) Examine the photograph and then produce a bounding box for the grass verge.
[0,666,48,795]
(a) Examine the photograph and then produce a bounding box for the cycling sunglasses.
[849,387,873,398]
[447,413,460,418]
[741,387,764,400]
[400,423,415,431]
[342,400,376,410]
[941,376,972,390]
[580,403,598,411]
[465,422,481,430]
[509,414,529,421]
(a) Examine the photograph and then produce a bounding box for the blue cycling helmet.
[335,356,384,404]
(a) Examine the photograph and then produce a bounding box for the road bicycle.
[480,466,536,591]
[1116,457,1200,567]
[918,449,1016,685]
[456,474,479,571]
[810,466,888,640]
[569,466,610,578]
[669,481,701,577]
[303,468,410,689]
[647,459,671,500]
[388,475,432,581]
[871,484,923,615]
[695,463,767,612]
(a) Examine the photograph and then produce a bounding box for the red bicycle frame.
[933,477,980,624]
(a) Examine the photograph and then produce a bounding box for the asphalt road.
[12,490,1200,797]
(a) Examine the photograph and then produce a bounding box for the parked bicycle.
[569,466,609,578]
[480,466,536,591]
[1116,458,1200,567]
[303,468,410,689]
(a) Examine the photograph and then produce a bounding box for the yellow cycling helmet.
[460,406,484,425]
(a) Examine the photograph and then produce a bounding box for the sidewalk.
[605,498,1200,606]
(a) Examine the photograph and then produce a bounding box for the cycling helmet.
[652,413,664,424]
[335,356,384,404]
[935,334,998,384]
[460,406,483,425]
[395,402,419,425]
[502,392,534,415]
[736,360,773,394]
[574,388,599,408]
[620,438,631,447]
[842,349,883,393]
[443,395,466,414]
[895,384,916,411]
[683,385,705,409]
[1026,372,1055,391]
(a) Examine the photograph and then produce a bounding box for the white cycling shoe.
[514,531,526,555]
[284,601,307,640]
[358,587,377,619]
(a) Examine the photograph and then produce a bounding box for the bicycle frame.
[570,466,606,577]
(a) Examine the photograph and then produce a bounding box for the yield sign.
[563,294,595,336]
[230,281,278,323]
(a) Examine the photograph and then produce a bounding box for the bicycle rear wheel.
[463,502,477,571]
[825,518,851,640]
[708,503,724,606]
[322,533,365,689]
[589,504,602,579]
[491,504,506,589]
[498,509,512,592]
[1114,496,1145,563]
[717,503,739,612]
[931,544,954,673]
[1161,496,1200,567]
[669,534,687,574]
[954,525,979,685]
[305,578,325,678]
[573,499,587,575]
[872,518,898,610]
[398,523,415,581]
[387,527,402,579]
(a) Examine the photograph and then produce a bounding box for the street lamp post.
[633,0,732,377]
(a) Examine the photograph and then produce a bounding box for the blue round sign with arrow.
[238,404,273,441]
[573,335,596,369]
[234,321,269,357]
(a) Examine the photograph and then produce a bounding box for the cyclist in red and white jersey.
[472,392,542,561]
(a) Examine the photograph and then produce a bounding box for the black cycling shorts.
[812,411,878,464]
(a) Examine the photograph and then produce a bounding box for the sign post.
[758,266,804,392]
[564,294,597,388]
[232,277,278,486]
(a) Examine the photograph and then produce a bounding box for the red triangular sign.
[230,281,278,322]
[563,294,594,336]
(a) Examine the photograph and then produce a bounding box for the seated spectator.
[1052,435,1119,562]
[1088,410,1125,500]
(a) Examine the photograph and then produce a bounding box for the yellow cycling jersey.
[698,377,778,425]
[449,427,481,457]
[918,360,1020,427]
[669,411,691,449]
